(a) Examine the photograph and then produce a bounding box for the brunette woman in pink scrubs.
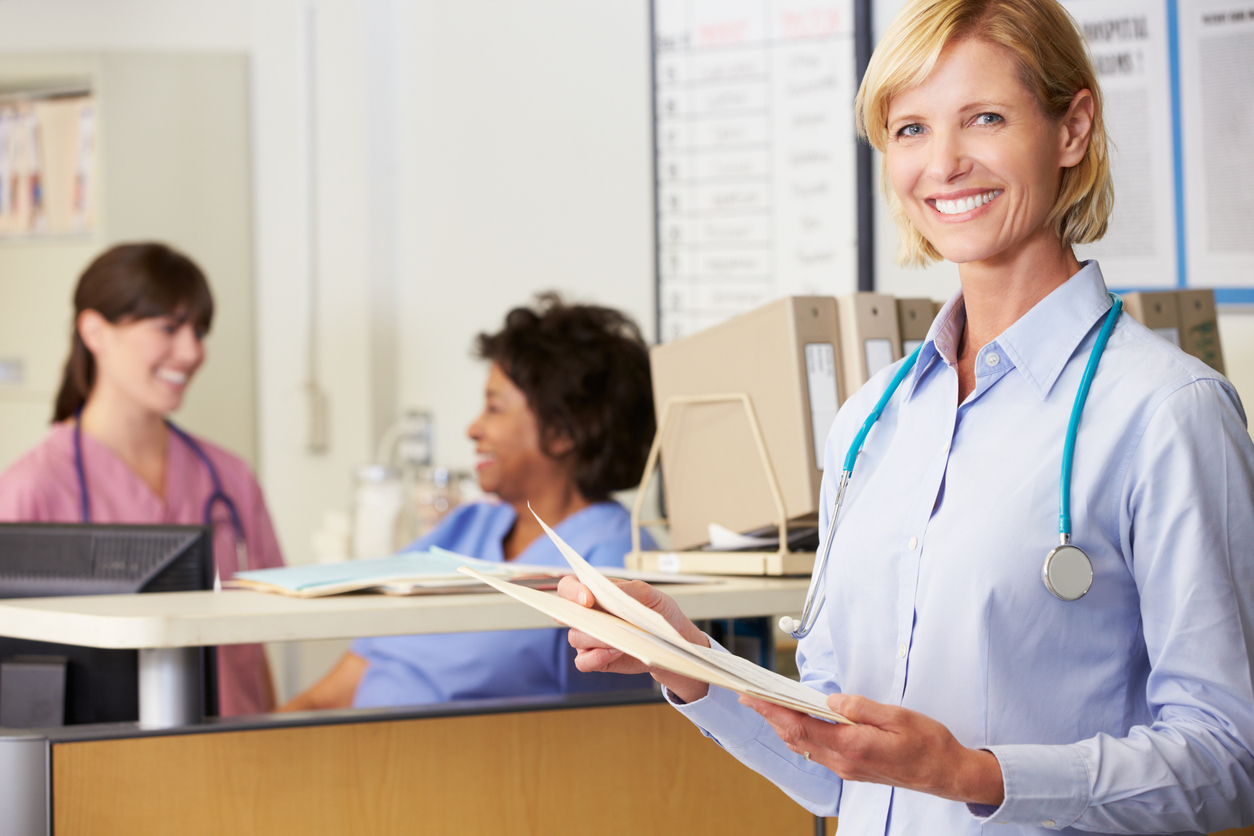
[0,243,285,716]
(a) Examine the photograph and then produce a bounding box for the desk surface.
[0,576,811,649]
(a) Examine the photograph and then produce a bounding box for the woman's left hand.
[740,692,1005,806]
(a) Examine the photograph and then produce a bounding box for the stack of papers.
[230,548,559,598]
[230,547,716,598]
[459,510,850,724]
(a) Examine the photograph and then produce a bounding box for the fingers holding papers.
[739,692,1005,807]
[555,574,711,701]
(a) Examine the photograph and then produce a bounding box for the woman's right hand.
[557,574,712,704]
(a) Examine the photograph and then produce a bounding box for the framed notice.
[653,0,861,342]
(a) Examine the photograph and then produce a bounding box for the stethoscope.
[73,408,250,573]
[781,293,1123,640]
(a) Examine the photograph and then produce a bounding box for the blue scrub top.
[352,499,651,707]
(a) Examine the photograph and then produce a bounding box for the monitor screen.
[0,523,216,726]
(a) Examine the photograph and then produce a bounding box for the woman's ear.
[544,428,576,459]
[76,310,109,355]
[1058,88,1095,169]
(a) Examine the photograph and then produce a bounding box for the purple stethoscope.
[73,407,250,572]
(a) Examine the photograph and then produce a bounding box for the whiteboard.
[653,0,860,342]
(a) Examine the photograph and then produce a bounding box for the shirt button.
[908,536,918,550]
[985,352,1001,367]
[898,643,907,658]
[1042,822,1056,828]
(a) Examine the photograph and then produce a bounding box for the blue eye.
[974,113,1003,126]
[895,123,925,138]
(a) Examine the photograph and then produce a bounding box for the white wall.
[391,1,655,471]
[250,0,655,562]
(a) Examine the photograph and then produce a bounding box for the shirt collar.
[904,290,964,399]
[904,260,1112,401]
[997,260,1112,400]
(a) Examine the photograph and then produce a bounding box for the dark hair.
[53,243,214,422]
[476,293,655,502]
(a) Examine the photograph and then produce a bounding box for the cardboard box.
[1122,291,1181,347]
[649,297,842,551]
[1176,289,1225,374]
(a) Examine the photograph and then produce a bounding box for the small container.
[352,464,407,559]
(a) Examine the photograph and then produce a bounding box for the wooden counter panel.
[52,703,818,835]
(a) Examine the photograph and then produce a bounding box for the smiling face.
[466,363,571,502]
[884,37,1089,272]
[86,312,205,417]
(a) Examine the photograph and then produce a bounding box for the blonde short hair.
[855,0,1113,267]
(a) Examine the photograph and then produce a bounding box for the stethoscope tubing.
[786,344,924,640]
[785,293,1123,639]
[72,409,249,570]
[1059,294,1123,539]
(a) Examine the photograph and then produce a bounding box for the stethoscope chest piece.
[1042,543,1094,601]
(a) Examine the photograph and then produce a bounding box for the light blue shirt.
[674,263,1254,834]
[353,499,649,706]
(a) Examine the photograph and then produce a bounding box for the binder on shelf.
[644,297,840,558]
[1122,291,1181,347]
[838,292,901,393]
[1176,289,1225,374]
[896,297,934,357]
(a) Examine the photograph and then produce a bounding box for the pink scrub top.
[0,422,286,716]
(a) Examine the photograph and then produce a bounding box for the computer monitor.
[650,297,842,551]
[0,523,217,726]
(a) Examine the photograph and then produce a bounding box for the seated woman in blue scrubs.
[281,294,655,710]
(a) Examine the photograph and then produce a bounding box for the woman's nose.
[175,324,204,364]
[466,415,483,440]
[927,128,971,183]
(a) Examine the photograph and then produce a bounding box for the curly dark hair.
[476,293,655,502]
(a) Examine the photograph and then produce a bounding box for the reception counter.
[0,576,811,728]
[1,691,834,836]
[0,577,824,835]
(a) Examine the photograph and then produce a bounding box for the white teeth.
[156,368,187,385]
[934,190,1000,215]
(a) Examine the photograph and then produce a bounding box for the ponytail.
[51,330,94,423]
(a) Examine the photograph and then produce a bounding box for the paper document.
[229,548,532,597]
[230,545,715,598]
[456,507,851,724]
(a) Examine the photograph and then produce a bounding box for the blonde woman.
[558,1,1254,832]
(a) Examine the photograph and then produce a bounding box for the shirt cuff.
[968,744,1091,829]
[660,637,769,749]
[663,681,769,748]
